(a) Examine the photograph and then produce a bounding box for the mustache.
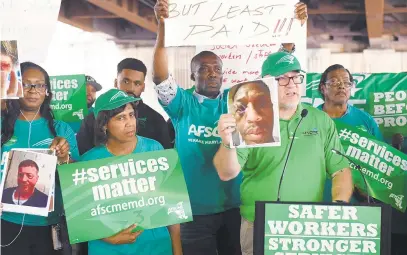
[244,123,266,134]
[126,92,137,97]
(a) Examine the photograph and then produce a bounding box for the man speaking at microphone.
[213,52,353,255]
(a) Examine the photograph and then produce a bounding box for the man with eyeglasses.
[213,52,353,255]
[317,64,383,140]
[317,64,383,204]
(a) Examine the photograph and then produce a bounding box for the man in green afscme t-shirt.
[213,52,354,255]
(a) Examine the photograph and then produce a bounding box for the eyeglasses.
[325,80,355,88]
[275,75,304,86]
[22,83,47,93]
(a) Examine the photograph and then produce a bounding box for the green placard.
[50,74,88,132]
[57,149,192,244]
[334,120,407,212]
[303,73,407,139]
[264,203,382,255]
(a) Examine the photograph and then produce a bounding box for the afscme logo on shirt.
[188,124,220,138]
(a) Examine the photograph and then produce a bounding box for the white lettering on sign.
[50,78,79,101]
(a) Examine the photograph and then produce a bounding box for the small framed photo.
[0,150,57,216]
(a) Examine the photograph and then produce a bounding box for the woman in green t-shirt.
[1,62,79,255]
[80,89,181,255]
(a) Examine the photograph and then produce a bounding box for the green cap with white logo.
[261,51,305,77]
[93,89,140,118]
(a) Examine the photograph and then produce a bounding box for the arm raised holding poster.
[153,0,170,85]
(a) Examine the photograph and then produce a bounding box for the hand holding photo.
[0,150,57,216]
[12,149,56,212]
[227,78,281,148]
[1,40,23,99]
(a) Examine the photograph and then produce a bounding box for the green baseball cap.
[261,51,305,77]
[93,89,140,118]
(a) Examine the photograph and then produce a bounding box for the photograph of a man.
[2,159,48,208]
[228,79,280,148]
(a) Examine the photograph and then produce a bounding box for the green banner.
[303,73,407,139]
[334,120,407,212]
[264,203,382,255]
[57,149,192,244]
[50,74,88,132]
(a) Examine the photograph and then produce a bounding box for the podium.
[254,201,392,255]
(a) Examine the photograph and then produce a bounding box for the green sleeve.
[237,148,250,169]
[324,117,350,177]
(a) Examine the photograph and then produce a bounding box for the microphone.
[331,149,371,204]
[277,109,308,202]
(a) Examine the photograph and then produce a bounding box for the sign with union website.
[334,120,407,212]
[57,149,192,244]
[49,74,88,132]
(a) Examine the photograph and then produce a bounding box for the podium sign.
[254,202,391,255]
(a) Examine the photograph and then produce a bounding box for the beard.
[87,101,95,108]
[279,102,299,110]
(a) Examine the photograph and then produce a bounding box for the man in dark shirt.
[2,159,48,208]
[76,58,171,155]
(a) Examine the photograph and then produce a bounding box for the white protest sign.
[196,41,306,90]
[165,0,304,46]
[0,0,61,63]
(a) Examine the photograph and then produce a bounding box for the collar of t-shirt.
[193,90,223,103]
[12,190,28,205]
[318,103,351,118]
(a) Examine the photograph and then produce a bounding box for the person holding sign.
[153,1,242,254]
[79,88,181,255]
[213,52,353,255]
[317,64,383,203]
[1,62,79,255]
[317,64,383,140]
[153,1,309,254]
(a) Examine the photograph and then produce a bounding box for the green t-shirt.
[160,87,241,215]
[1,118,79,226]
[80,136,172,255]
[237,103,350,222]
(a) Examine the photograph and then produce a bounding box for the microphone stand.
[276,109,308,202]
